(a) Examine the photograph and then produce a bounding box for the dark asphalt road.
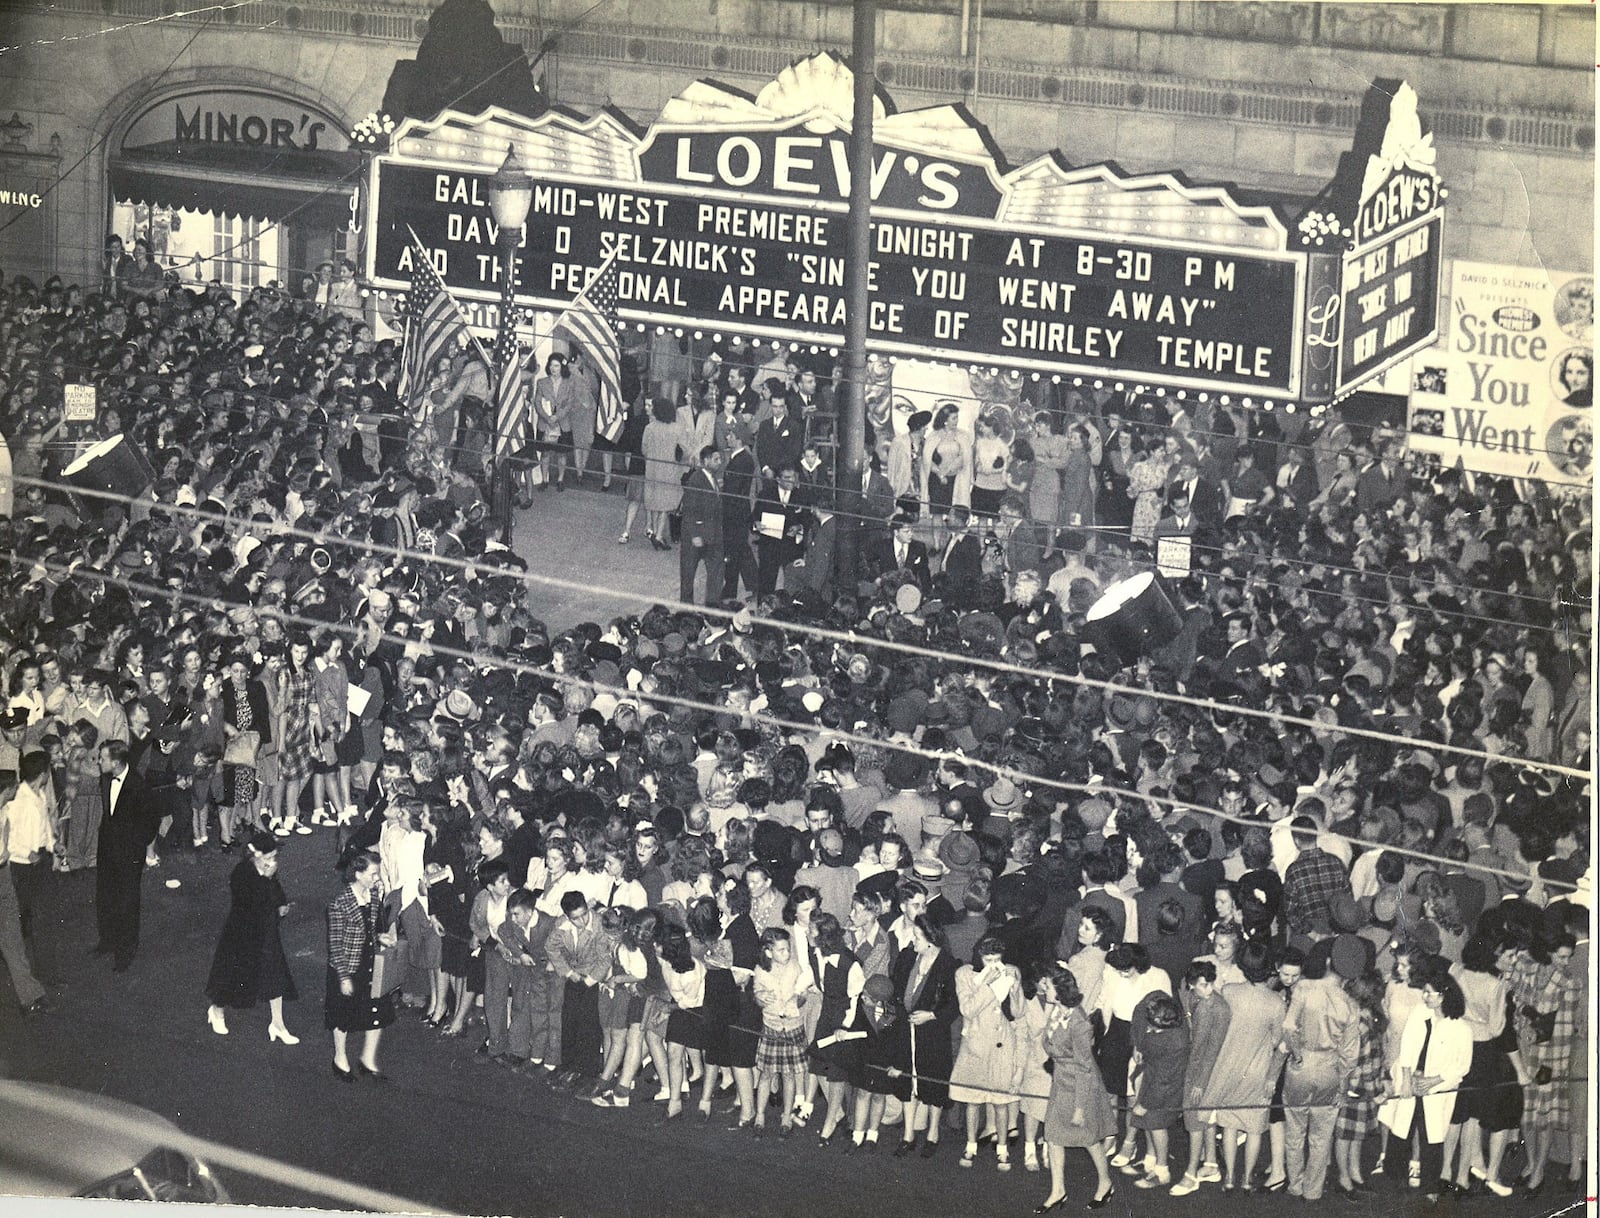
[0,834,1590,1218]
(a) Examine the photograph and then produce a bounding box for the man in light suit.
[95,739,161,971]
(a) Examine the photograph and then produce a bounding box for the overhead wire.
[6,471,1591,783]
[0,547,1582,896]
[15,360,1583,636]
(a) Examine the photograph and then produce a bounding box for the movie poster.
[1408,261,1593,486]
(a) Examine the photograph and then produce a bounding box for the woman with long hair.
[919,403,972,547]
[807,911,866,1146]
[1037,964,1117,1212]
[205,831,298,1043]
[324,849,396,1081]
[700,878,760,1129]
[592,906,668,1109]
[658,920,708,1122]
[1333,970,1387,1196]
[309,632,358,828]
[1516,931,1581,1194]
[421,803,469,1028]
[379,798,438,1013]
[1445,933,1526,1195]
[273,633,316,837]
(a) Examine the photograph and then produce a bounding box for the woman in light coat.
[1378,968,1473,1201]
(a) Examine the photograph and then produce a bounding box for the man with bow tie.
[94,739,160,971]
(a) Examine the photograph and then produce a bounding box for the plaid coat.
[1335,1014,1386,1143]
[327,886,380,981]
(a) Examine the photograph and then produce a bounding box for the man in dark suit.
[866,513,932,593]
[679,445,725,605]
[754,465,810,597]
[935,506,982,604]
[1216,610,1268,690]
[95,739,160,971]
[755,394,803,480]
[720,424,759,601]
[1166,453,1223,529]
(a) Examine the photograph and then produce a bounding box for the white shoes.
[268,1023,300,1045]
[207,1007,228,1035]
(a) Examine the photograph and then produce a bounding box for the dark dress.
[809,949,866,1083]
[426,830,471,977]
[704,914,761,1070]
[881,945,959,1107]
[324,886,397,1032]
[205,858,296,1008]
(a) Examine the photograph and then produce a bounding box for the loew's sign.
[374,161,1302,395]
[368,59,1450,404]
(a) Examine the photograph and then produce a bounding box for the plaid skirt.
[1334,1094,1379,1142]
[757,1023,808,1077]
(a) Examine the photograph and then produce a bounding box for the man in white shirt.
[3,752,55,946]
[0,760,49,1013]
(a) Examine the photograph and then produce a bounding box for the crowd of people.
[0,254,1592,1210]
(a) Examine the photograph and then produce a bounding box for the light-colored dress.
[641,419,682,512]
[949,963,1023,1105]
[1198,980,1286,1134]
[1127,452,1171,543]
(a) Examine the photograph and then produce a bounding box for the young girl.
[1126,992,1191,1189]
[58,720,101,872]
[593,908,665,1109]
[752,927,809,1137]
[659,921,707,1121]
[848,973,901,1151]
[1170,961,1226,1196]
[1334,971,1388,1196]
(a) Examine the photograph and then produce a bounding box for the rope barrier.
[1,548,1580,895]
[8,472,1590,781]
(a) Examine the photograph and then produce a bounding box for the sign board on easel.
[63,384,97,422]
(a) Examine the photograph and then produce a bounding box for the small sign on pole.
[1156,536,1192,579]
[63,383,97,422]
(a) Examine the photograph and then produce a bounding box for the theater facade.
[368,54,1444,417]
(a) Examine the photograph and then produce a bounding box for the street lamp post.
[487,143,533,545]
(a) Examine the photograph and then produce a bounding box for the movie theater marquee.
[367,55,1445,404]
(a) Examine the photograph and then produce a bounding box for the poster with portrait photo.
[1407,262,1594,488]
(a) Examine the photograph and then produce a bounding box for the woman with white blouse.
[378,800,437,1010]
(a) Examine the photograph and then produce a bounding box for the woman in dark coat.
[422,804,471,1026]
[326,849,396,1081]
[885,913,960,1159]
[205,831,298,1042]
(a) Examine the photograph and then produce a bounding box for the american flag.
[554,250,624,442]
[492,310,531,461]
[397,226,487,417]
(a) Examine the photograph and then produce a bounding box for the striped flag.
[492,316,532,462]
[397,227,489,417]
[554,251,624,441]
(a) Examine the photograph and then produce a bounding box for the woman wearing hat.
[204,831,298,1043]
